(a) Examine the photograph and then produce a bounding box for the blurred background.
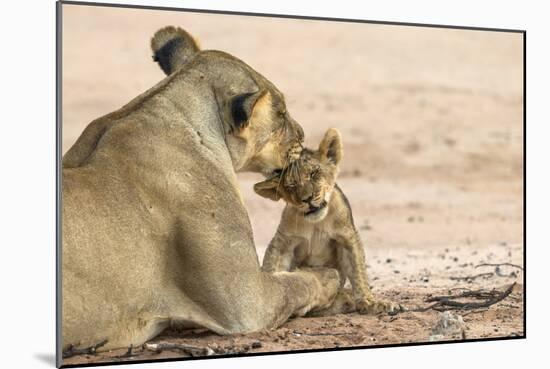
[62,4,523,261]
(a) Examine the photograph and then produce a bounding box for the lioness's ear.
[230,89,271,132]
[253,178,282,201]
[319,128,343,165]
[151,26,201,75]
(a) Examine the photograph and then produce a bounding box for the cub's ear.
[253,177,282,201]
[151,26,201,75]
[229,89,271,132]
[319,128,343,165]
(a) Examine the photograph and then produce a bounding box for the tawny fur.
[255,128,398,315]
[61,26,338,353]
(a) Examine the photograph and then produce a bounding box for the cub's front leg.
[262,230,298,273]
[339,231,401,315]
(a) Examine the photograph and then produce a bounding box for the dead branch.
[425,283,515,311]
[443,288,499,300]
[143,342,214,357]
[449,287,474,292]
[450,272,494,282]
[475,263,523,270]
[407,283,516,313]
[62,339,108,359]
[293,330,352,337]
[461,308,489,317]
[499,303,520,309]
[114,344,141,359]
[474,263,523,278]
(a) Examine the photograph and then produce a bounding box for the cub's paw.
[356,298,403,315]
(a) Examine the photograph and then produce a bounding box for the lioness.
[61,26,340,354]
[254,128,397,315]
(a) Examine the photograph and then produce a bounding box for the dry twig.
[476,263,523,278]
[62,339,108,359]
[461,308,489,317]
[114,344,141,359]
[293,330,351,337]
[408,283,515,313]
[475,263,523,270]
[425,283,515,311]
[143,342,214,357]
[450,272,494,282]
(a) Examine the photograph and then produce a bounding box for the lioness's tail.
[151,26,201,75]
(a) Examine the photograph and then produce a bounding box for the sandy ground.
[61,4,524,366]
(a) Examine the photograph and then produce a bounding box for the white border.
[1,1,545,368]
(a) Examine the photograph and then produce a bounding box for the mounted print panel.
[57,1,525,367]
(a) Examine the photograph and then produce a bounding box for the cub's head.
[254,128,343,222]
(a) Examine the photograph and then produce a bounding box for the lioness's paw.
[302,267,340,289]
[318,269,341,293]
[356,299,402,315]
[304,267,341,307]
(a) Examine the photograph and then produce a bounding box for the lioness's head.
[151,26,304,175]
[254,128,343,222]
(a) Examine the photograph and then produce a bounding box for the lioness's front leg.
[340,231,398,314]
[268,267,341,323]
[306,288,356,317]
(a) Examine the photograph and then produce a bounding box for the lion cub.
[254,128,396,315]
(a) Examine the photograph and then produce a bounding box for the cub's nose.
[302,195,313,204]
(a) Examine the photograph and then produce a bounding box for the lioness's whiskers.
[275,152,291,195]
